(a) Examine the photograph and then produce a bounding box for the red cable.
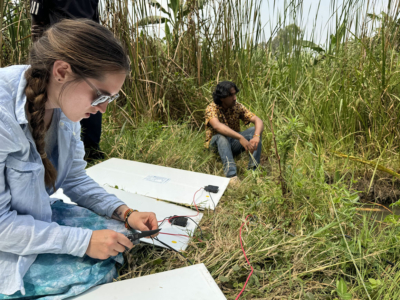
[156,188,204,241]
[235,215,254,300]
[159,232,189,238]
[157,187,203,223]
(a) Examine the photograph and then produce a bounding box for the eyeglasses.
[82,77,120,107]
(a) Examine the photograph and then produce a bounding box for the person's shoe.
[229,176,241,188]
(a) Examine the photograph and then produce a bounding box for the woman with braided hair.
[0,19,158,299]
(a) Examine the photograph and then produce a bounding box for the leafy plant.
[335,278,352,300]
[143,0,208,45]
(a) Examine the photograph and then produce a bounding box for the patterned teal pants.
[0,201,128,300]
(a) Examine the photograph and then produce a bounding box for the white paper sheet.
[70,264,226,300]
[86,158,230,210]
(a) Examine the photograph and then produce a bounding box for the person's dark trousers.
[209,127,262,177]
[80,111,104,160]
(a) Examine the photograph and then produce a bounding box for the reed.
[3,0,400,298]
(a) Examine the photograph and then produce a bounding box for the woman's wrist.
[124,208,138,230]
[112,204,129,221]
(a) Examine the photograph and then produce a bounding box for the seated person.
[0,19,158,299]
[205,81,264,179]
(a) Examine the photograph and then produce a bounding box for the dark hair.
[212,81,240,105]
[25,19,130,189]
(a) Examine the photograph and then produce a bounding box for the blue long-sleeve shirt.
[0,65,125,296]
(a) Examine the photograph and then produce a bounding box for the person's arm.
[209,117,252,151]
[251,115,264,136]
[0,118,91,257]
[248,115,264,152]
[61,122,158,259]
[30,0,48,42]
[60,121,127,217]
[85,205,157,260]
[111,204,157,233]
[60,122,159,224]
[61,141,126,217]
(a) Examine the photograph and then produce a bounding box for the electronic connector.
[170,216,188,227]
[204,185,219,193]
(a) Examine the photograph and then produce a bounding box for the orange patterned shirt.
[204,102,255,148]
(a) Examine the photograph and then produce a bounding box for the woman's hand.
[85,229,133,260]
[128,211,159,238]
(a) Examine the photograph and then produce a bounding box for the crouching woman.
[0,19,158,299]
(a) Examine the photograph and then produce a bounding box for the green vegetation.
[3,0,400,298]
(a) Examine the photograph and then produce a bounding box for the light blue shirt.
[0,65,125,296]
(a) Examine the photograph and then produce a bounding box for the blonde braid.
[24,68,57,189]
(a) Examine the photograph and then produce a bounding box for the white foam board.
[50,187,203,252]
[70,263,226,300]
[86,158,230,210]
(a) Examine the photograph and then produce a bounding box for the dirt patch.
[351,175,400,204]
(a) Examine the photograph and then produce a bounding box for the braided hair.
[25,19,130,188]
[25,68,55,187]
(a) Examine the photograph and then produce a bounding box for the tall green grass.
[3,0,400,156]
[0,0,30,66]
[98,0,400,162]
[3,0,400,299]
[102,119,400,299]
[98,1,400,298]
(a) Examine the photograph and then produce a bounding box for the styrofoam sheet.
[50,187,203,251]
[86,158,230,210]
[70,263,226,300]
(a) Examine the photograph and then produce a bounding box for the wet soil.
[352,177,400,204]
[321,167,400,204]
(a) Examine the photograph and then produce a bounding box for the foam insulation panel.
[86,158,230,210]
[70,263,226,300]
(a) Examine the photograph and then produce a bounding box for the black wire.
[158,217,169,227]
[153,237,193,265]
[166,215,203,239]
[186,217,204,240]
[208,192,216,211]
